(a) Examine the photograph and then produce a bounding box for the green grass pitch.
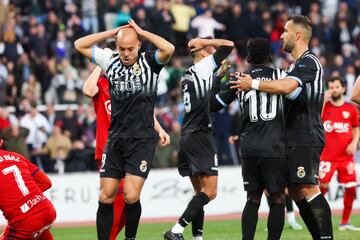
[52,215,360,240]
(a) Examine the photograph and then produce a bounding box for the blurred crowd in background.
[0,0,360,173]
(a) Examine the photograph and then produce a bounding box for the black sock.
[178,192,210,227]
[192,209,204,237]
[96,202,114,240]
[125,200,142,238]
[296,199,319,239]
[285,195,293,212]
[267,203,285,240]
[241,201,259,240]
[308,194,333,240]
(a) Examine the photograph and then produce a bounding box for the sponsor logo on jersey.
[297,166,306,178]
[342,111,350,119]
[0,154,20,162]
[104,100,111,115]
[112,77,142,94]
[31,224,51,239]
[20,194,46,213]
[323,120,350,133]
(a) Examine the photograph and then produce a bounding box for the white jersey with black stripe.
[92,47,163,138]
[181,55,217,134]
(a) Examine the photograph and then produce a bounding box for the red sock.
[341,187,356,225]
[110,179,126,240]
[320,186,328,195]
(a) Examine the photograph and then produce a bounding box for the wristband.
[251,80,260,90]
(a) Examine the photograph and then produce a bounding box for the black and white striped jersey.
[285,50,325,147]
[181,55,217,135]
[212,65,287,157]
[92,47,163,138]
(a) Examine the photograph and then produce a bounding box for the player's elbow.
[164,43,175,58]
[82,88,96,98]
[351,95,360,105]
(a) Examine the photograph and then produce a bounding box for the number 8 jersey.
[181,55,218,135]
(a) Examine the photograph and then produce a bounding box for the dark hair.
[287,14,312,32]
[247,38,272,64]
[105,40,117,51]
[327,76,346,87]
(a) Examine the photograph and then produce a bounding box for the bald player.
[75,19,174,240]
[231,15,333,239]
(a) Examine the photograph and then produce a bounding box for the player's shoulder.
[344,101,359,111]
[299,52,321,67]
[0,150,27,164]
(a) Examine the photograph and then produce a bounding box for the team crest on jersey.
[140,160,147,172]
[297,166,306,178]
[342,111,350,119]
[132,64,142,77]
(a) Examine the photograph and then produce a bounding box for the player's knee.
[205,190,217,201]
[269,192,285,205]
[124,191,140,204]
[99,190,117,203]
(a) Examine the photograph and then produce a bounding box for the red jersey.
[92,75,111,160]
[0,150,47,224]
[321,102,359,162]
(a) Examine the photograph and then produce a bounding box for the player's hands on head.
[159,130,171,147]
[128,19,145,36]
[230,73,253,91]
[188,38,206,52]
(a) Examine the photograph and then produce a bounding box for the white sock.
[171,222,185,234]
[193,236,203,240]
[287,211,296,222]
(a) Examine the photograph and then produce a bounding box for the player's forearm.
[351,76,360,104]
[74,28,118,58]
[83,66,101,97]
[205,39,234,48]
[351,127,360,145]
[153,115,164,133]
[142,30,175,63]
[258,78,298,95]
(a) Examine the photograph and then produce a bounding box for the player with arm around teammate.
[163,37,234,240]
[231,15,333,240]
[75,19,174,240]
[210,38,288,240]
[0,136,56,240]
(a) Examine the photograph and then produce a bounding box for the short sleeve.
[92,47,114,71]
[351,105,359,127]
[194,55,217,80]
[286,57,319,86]
[144,50,164,74]
[21,154,40,175]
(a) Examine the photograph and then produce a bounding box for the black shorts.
[242,156,288,194]
[100,137,157,179]
[288,146,322,185]
[178,132,218,177]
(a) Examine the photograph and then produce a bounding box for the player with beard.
[231,15,333,239]
[320,77,360,231]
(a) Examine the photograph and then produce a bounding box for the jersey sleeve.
[351,104,359,127]
[286,57,319,86]
[91,47,114,71]
[194,55,217,80]
[144,50,164,74]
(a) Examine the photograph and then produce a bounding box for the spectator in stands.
[21,73,42,104]
[190,9,225,38]
[114,3,131,27]
[151,0,175,43]
[81,0,98,34]
[1,125,30,159]
[1,18,24,62]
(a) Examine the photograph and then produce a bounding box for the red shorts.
[319,160,357,184]
[1,200,56,240]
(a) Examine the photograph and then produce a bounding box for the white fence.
[1,165,359,225]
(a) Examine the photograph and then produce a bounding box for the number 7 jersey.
[0,150,46,224]
[238,66,287,157]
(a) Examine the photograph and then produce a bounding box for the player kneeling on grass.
[320,77,360,231]
[0,136,56,240]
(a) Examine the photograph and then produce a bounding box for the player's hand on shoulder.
[188,38,206,52]
[230,72,252,91]
[159,130,171,147]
